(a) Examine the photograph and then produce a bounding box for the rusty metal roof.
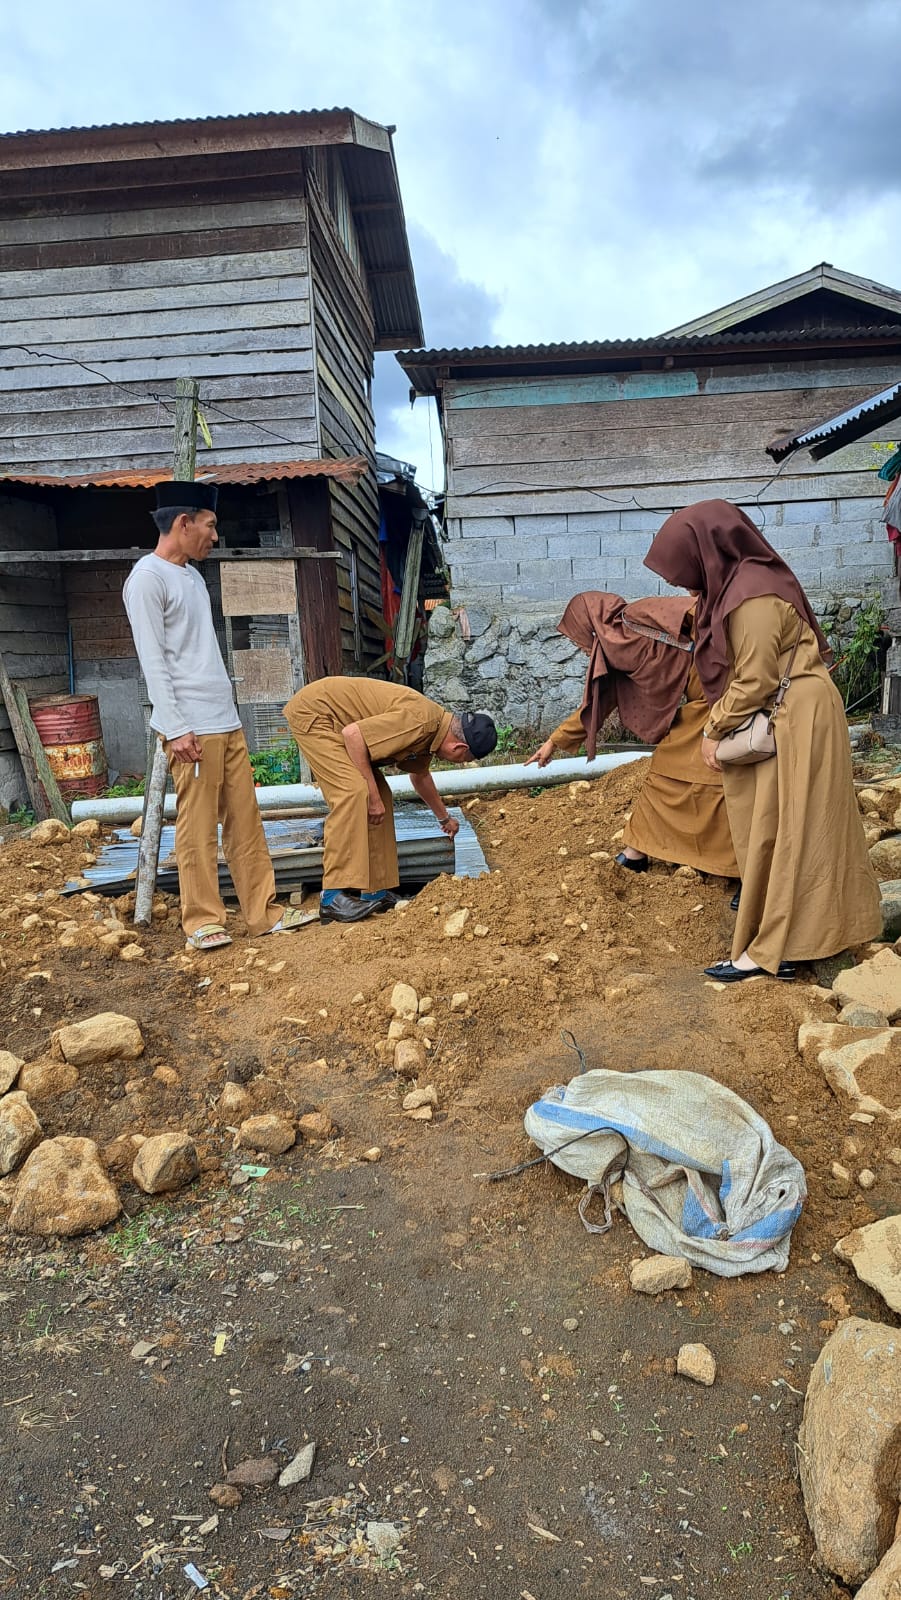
[1,456,368,491]
[397,325,901,394]
[767,382,901,462]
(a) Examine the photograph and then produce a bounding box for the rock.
[880,882,901,940]
[797,1023,901,1118]
[389,982,418,1019]
[366,1521,402,1558]
[798,1316,901,1584]
[30,818,70,844]
[568,780,591,797]
[350,992,365,1005]
[630,1255,693,1295]
[890,1148,901,1165]
[0,1093,41,1175]
[103,1133,144,1177]
[859,1167,877,1189]
[388,1018,415,1041]
[403,1085,438,1111]
[394,1039,427,1079]
[836,1218,901,1310]
[839,1002,891,1028]
[417,1015,437,1038]
[120,943,145,963]
[8,1136,120,1236]
[562,1317,580,1332]
[53,1011,144,1066]
[152,1064,179,1086]
[129,817,144,838]
[297,1110,337,1141]
[359,1147,382,1162]
[17,1060,79,1099]
[0,1050,23,1095]
[225,1456,279,1488]
[278,1442,316,1487]
[830,1161,852,1196]
[217,1083,250,1119]
[132,1132,199,1195]
[870,837,901,879]
[443,908,470,939]
[405,1105,433,1121]
[71,818,101,838]
[450,991,470,1011]
[229,982,250,997]
[209,1483,242,1509]
[676,1343,716,1386]
[237,1114,295,1155]
[834,948,901,1022]
[856,1535,901,1598]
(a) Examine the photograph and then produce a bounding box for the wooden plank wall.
[443,358,901,516]
[306,171,381,671]
[0,493,68,786]
[0,195,318,475]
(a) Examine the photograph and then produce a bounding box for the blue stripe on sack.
[719,1159,732,1204]
[530,1101,701,1168]
[681,1187,722,1239]
[729,1202,803,1244]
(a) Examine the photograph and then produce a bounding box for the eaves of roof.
[767,382,901,462]
[397,325,901,394]
[0,456,368,490]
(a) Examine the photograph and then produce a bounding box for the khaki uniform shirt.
[288,677,453,773]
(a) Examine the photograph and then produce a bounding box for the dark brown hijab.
[558,591,695,756]
[643,500,831,702]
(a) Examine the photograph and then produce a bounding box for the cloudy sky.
[4,0,897,487]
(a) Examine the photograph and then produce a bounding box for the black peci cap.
[460,710,498,759]
[154,480,218,512]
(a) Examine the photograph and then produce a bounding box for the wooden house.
[0,108,422,805]
[397,265,901,729]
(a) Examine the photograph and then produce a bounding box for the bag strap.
[620,616,694,652]
[768,618,805,724]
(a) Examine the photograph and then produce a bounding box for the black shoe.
[614,851,649,873]
[319,891,377,925]
[730,888,741,912]
[704,959,796,983]
[361,889,402,915]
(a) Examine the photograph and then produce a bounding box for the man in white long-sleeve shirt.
[124,480,302,950]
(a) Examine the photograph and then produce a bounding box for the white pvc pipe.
[71,750,647,824]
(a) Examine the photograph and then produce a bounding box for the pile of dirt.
[0,758,899,1257]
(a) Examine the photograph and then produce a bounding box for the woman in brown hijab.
[526,591,738,878]
[645,500,881,981]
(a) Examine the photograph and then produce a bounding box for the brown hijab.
[643,500,831,702]
[558,591,695,756]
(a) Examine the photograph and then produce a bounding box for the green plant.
[249,743,301,786]
[829,599,885,712]
[10,804,35,826]
[102,776,145,798]
[494,724,517,754]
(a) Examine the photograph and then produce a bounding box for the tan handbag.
[715,621,804,766]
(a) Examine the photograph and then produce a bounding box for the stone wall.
[424,588,888,737]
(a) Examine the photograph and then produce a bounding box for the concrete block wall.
[444,497,895,610]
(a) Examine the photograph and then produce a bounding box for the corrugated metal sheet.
[0,108,368,150]
[398,325,901,394]
[767,381,901,462]
[0,456,368,490]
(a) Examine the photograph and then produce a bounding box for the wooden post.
[133,378,198,928]
[393,516,425,673]
[0,643,69,823]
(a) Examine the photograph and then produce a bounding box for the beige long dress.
[705,595,881,970]
[549,660,738,877]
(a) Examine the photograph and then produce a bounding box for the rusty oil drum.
[29,693,109,800]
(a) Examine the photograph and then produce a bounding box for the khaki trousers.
[165,730,280,937]
[285,706,399,892]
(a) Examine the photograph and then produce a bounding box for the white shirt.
[123,553,241,739]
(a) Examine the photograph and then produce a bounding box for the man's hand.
[169,732,203,764]
[701,735,721,772]
[368,793,386,827]
[525,739,555,769]
[439,815,460,839]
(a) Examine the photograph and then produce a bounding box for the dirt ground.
[0,759,898,1598]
